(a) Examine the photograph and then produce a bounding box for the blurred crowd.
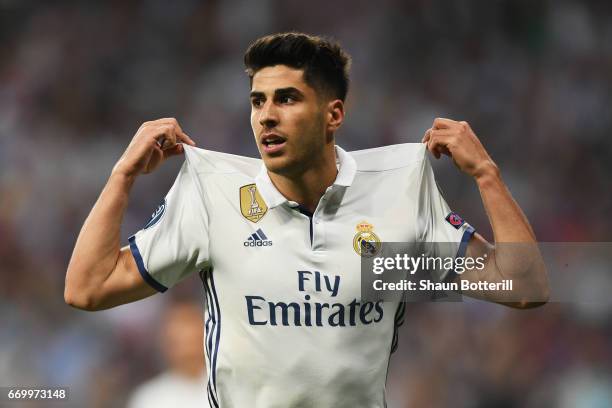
[0,0,611,407]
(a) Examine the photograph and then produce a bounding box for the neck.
[268,144,337,213]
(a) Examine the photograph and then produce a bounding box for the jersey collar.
[255,145,357,209]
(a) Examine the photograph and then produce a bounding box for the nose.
[258,100,279,129]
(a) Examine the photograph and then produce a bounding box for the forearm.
[65,172,135,299]
[471,164,548,306]
[475,163,535,243]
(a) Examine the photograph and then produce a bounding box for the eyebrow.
[249,87,305,99]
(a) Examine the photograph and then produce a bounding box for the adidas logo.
[244,228,273,247]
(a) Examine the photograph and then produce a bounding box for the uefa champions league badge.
[144,198,166,229]
[353,221,382,257]
[445,212,465,229]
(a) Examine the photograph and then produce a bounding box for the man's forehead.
[251,65,308,92]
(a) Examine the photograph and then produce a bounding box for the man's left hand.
[422,117,498,180]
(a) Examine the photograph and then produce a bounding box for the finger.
[426,136,441,159]
[430,129,456,138]
[141,118,176,130]
[432,117,458,130]
[427,133,453,158]
[151,117,181,127]
[459,120,471,130]
[163,143,184,158]
[177,131,196,146]
[421,128,433,143]
[422,128,453,143]
[154,118,195,146]
[427,143,448,159]
[148,117,185,139]
[155,124,177,150]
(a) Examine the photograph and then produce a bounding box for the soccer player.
[65,32,549,407]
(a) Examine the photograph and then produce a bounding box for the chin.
[262,155,298,175]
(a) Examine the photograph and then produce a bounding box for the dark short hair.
[244,32,351,102]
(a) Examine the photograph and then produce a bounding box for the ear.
[325,99,345,135]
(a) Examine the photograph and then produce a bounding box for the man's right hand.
[65,117,196,311]
[112,118,196,178]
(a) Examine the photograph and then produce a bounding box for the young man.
[65,32,548,407]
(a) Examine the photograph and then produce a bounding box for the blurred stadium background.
[1,0,611,407]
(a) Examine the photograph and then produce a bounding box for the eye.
[279,95,295,104]
[251,98,264,108]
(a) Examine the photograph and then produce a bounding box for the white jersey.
[128,143,474,408]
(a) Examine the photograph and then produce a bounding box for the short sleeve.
[417,156,475,281]
[128,161,210,292]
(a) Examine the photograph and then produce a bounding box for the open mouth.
[261,134,287,153]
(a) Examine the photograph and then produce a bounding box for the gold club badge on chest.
[353,221,381,257]
[240,184,268,223]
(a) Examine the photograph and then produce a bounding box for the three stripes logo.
[244,228,273,247]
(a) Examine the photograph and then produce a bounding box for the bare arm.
[424,118,549,308]
[64,118,195,311]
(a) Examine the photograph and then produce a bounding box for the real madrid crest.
[240,184,268,223]
[353,221,381,257]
